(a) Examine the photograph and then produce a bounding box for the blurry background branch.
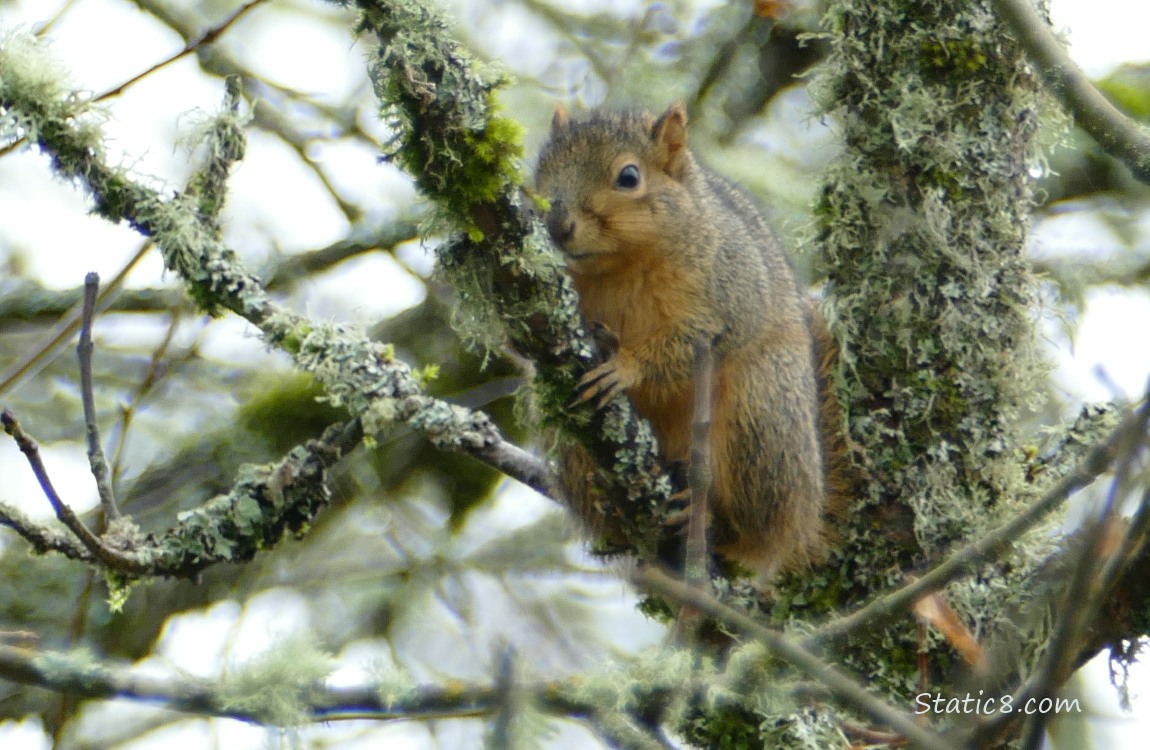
[992,0,1150,183]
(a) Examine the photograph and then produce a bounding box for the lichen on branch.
[0,29,547,576]
[347,0,675,557]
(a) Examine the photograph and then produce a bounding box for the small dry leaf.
[753,0,792,20]
[911,578,986,671]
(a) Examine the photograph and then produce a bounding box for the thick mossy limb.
[350,0,673,557]
[804,0,1051,699]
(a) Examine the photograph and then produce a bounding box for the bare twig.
[677,340,714,639]
[685,340,714,585]
[0,410,144,573]
[0,501,95,561]
[77,272,120,521]
[33,0,80,38]
[92,0,268,102]
[633,566,960,750]
[806,397,1150,649]
[1,409,94,544]
[991,0,1150,183]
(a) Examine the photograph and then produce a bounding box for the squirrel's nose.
[545,200,575,245]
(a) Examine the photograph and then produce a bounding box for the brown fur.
[536,104,848,579]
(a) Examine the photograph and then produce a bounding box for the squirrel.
[534,103,849,581]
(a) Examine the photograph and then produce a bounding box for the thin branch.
[92,0,268,102]
[0,411,347,576]
[0,501,95,561]
[991,0,1150,183]
[77,272,120,521]
[0,641,656,730]
[0,410,143,573]
[685,340,714,587]
[633,566,960,750]
[676,340,714,640]
[33,0,80,38]
[806,397,1150,649]
[1018,400,1150,750]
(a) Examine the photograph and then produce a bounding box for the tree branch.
[0,500,95,561]
[0,36,554,525]
[1,409,144,572]
[77,272,120,522]
[349,0,674,557]
[806,397,1148,649]
[634,567,960,750]
[991,0,1150,183]
[0,639,666,740]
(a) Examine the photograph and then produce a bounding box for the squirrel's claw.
[663,487,694,528]
[570,356,638,410]
[588,320,620,355]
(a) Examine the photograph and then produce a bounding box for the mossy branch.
[807,401,1143,649]
[0,31,550,577]
[0,639,687,744]
[347,0,673,557]
[635,567,959,750]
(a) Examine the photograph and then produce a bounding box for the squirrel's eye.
[615,164,641,190]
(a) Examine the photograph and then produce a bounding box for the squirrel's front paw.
[570,354,640,410]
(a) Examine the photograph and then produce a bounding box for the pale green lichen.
[0,31,103,149]
[371,659,417,708]
[34,648,109,690]
[220,634,333,726]
[182,76,248,223]
[799,0,1066,714]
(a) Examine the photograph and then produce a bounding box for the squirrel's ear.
[551,105,570,137]
[652,103,689,180]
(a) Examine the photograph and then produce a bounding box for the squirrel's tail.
[807,302,858,543]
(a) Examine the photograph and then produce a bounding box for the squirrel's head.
[534,103,695,274]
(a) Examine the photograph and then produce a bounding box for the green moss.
[456,107,524,205]
[919,37,988,78]
[682,703,764,750]
[795,0,1057,707]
